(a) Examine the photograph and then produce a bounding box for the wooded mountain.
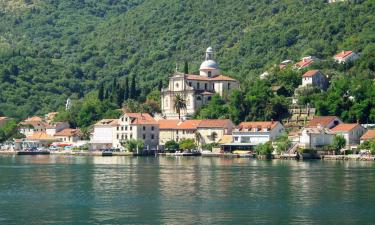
[0,0,374,122]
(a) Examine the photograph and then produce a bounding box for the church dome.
[200,60,219,70]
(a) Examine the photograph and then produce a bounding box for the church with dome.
[161,47,239,119]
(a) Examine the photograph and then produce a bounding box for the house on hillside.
[161,47,239,119]
[307,116,342,129]
[114,113,159,150]
[301,70,328,90]
[90,119,118,151]
[330,123,366,148]
[45,122,69,136]
[221,121,285,152]
[333,50,359,64]
[19,116,46,137]
[294,56,318,70]
[54,128,81,143]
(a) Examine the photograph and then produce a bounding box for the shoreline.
[0,151,374,161]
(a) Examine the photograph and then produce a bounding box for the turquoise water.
[0,156,375,224]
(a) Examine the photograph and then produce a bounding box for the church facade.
[161,47,239,119]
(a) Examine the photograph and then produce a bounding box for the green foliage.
[274,133,292,154]
[164,140,179,152]
[331,135,346,151]
[122,139,144,152]
[359,139,375,155]
[202,142,220,152]
[0,119,25,142]
[179,138,196,151]
[173,93,187,119]
[0,0,373,124]
[255,142,274,156]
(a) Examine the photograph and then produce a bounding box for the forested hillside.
[0,0,374,123]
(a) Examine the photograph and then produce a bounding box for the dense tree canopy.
[0,0,373,124]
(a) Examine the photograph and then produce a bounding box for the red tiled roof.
[158,120,180,129]
[28,132,56,141]
[210,75,237,81]
[127,113,157,125]
[54,128,80,137]
[25,116,43,122]
[307,116,339,128]
[186,74,237,82]
[361,130,375,140]
[95,119,118,126]
[334,51,353,59]
[330,123,359,132]
[178,120,202,130]
[295,59,314,69]
[237,121,279,131]
[198,119,232,128]
[302,70,321,78]
[186,75,210,81]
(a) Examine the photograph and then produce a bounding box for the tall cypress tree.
[124,77,129,100]
[184,61,189,74]
[130,76,136,100]
[98,83,104,101]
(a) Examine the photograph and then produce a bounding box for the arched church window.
[208,71,212,77]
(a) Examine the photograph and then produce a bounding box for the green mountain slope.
[0,0,374,121]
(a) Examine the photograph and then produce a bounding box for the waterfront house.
[299,127,334,149]
[221,121,285,152]
[301,70,328,90]
[333,50,359,64]
[158,119,199,146]
[19,116,46,137]
[307,116,342,129]
[90,119,118,151]
[114,113,159,150]
[360,130,375,143]
[330,123,366,148]
[54,128,81,143]
[197,119,234,145]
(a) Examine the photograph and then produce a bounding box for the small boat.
[172,151,201,156]
[17,148,50,155]
[102,150,113,156]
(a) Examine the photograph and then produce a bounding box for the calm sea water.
[0,155,375,225]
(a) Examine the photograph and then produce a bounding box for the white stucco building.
[301,70,328,90]
[90,119,118,150]
[161,47,239,119]
[330,123,366,148]
[333,50,359,64]
[113,113,159,150]
[299,127,334,149]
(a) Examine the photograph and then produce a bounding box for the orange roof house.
[307,116,342,129]
[333,51,359,63]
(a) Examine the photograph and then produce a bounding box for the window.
[125,117,128,122]
[208,96,211,101]
[208,71,212,77]
[197,96,202,101]
[117,134,119,139]
[176,83,179,88]
[197,83,200,89]
[143,126,146,131]
[130,126,132,131]
[205,83,207,90]
[228,83,231,90]
[117,126,119,131]
[189,82,192,86]
[125,126,127,131]
[121,117,124,122]
[143,134,146,139]
[125,135,128,140]
[121,126,124,131]
[151,126,154,131]
[121,134,124,140]
[130,134,133,139]
[151,134,154,139]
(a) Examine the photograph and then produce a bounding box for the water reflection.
[0,155,374,224]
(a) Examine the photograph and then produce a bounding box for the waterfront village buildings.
[161,47,239,119]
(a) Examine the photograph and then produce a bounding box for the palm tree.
[194,130,202,147]
[211,132,218,142]
[174,93,187,119]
